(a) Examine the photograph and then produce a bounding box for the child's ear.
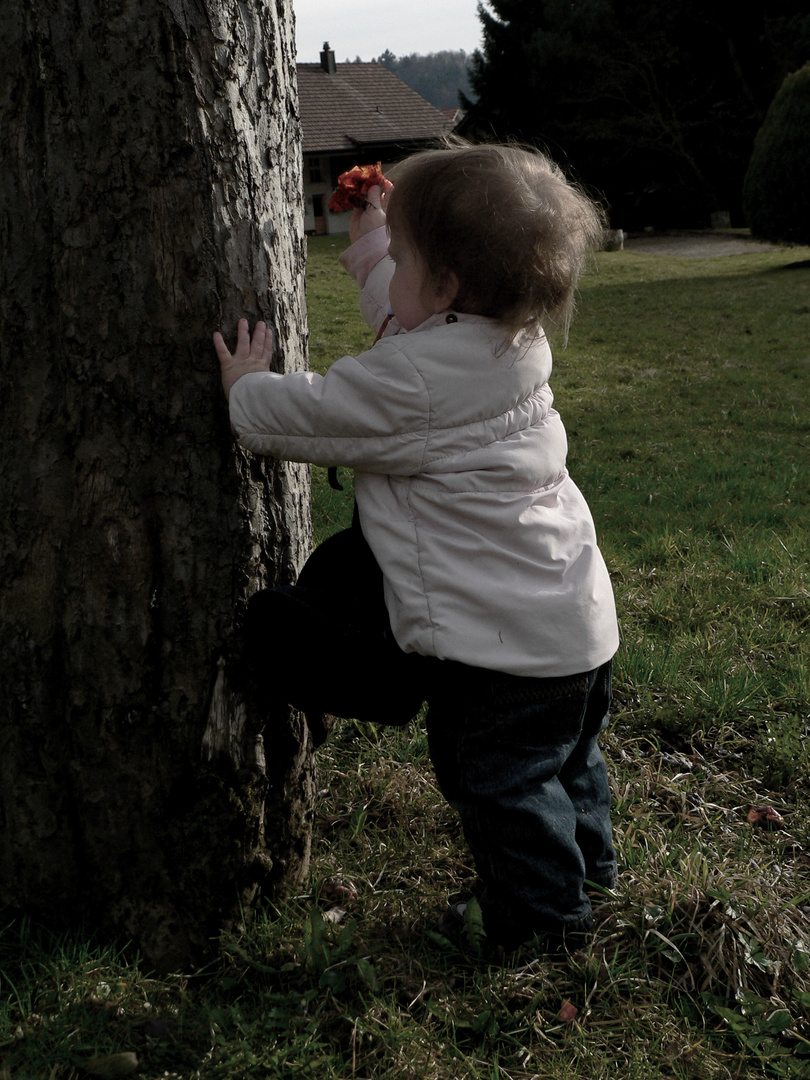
[432,270,459,313]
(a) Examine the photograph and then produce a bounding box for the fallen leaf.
[323,906,348,924]
[747,806,785,829]
[320,878,358,903]
[557,1000,578,1023]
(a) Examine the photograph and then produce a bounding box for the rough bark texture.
[0,0,313,971]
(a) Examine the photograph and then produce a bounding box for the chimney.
[320,42,336,75]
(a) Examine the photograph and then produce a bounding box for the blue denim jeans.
[425,660,616,949]
[244,523,616,948]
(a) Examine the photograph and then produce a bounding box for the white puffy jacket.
[229,230,619,677]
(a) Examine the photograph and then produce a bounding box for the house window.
[308,158,323,184]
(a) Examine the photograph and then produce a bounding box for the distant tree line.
[346,49,475,111]
[461,0,810,229]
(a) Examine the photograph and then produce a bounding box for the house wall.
[303,154,346,235]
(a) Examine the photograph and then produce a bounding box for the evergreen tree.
[743,63,810,245]
[463,0,810,228]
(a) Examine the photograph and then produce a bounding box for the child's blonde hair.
[386,140,606,342]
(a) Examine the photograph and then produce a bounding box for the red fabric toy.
[328,162,388,212]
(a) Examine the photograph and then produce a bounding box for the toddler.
[214,141,619,953]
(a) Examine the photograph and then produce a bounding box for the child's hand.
[214,318,273,400]
[348,181,393,244]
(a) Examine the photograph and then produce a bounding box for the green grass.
[562,250,809,765]
[2,238,809,1079]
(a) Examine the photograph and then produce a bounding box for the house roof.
[297,61,453,155]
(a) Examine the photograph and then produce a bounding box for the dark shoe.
[436,901,471,945]
[436,900,489,951]
[436,899,592,959]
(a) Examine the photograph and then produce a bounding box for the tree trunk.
[0,0,313,972]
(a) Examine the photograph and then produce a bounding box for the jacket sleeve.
[229,341,429,474]
[338,227,395,335]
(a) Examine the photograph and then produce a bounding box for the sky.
[292,0,485,63]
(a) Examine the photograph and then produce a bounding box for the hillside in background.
[345,49,475,111]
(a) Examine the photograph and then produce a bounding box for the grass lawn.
[2,238,809,1079]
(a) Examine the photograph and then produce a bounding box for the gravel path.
[621,232,787,257]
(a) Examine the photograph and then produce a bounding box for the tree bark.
[0,0,313,971]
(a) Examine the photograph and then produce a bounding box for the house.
[297,44,454,235]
